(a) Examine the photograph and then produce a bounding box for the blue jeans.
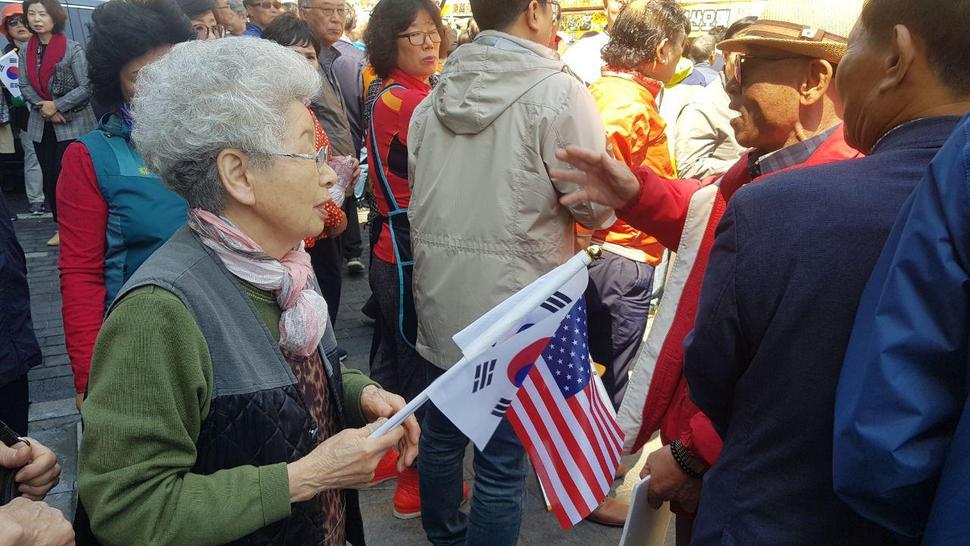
[419,400,528,546]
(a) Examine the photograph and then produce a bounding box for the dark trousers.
[584,251,654,409]
[419,401,528,546]
[340,194,363,260]
[308,236,342,327]
[368,257,437,418]
[34,123,72,223]
[0,374,30,436]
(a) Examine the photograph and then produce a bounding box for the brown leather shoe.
[586,497,628,527]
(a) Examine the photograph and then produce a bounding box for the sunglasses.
[246,0,282,9]
[4,15,27,28]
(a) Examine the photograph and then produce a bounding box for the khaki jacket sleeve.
[541,79,616,230]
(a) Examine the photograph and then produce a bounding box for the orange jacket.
[586,70,675,266]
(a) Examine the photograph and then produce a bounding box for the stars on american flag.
[539,299,591,397]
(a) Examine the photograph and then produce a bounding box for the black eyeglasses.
[246,0,282,9]
[4,15,27,28]
[397,30,442,47]
[193,23,223,39]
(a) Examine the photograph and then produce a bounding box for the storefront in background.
[365,0,767,39]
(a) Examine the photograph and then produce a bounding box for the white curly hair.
[131,38,323,212]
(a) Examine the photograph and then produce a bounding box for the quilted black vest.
[78,227,365,545]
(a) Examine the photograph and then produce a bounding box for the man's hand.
[549,146,641,210]
[0,497,74,546]
[0,440,61,501]
[641,445,701,512]
[359,386,419,472]
[38,101,58,118]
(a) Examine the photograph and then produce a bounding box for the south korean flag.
[427,266,589,450]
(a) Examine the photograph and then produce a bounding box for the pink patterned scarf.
[187,208,329,357]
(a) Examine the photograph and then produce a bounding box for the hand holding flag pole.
[368,246,602,440]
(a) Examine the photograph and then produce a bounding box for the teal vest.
[78,114,187,306]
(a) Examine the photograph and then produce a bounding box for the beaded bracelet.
[670,439,707,479]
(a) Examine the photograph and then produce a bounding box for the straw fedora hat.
[718,0,866,65]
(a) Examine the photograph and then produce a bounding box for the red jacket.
[615,127,861,469]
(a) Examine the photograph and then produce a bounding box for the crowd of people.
[0,0,969,544]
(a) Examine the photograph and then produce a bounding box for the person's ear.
[525,0,541,33]
[799,58,835,106]
[879,24,915,94]
[656,37,671,66]
[217,148,258,207]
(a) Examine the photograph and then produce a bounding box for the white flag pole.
[368,247,601,439]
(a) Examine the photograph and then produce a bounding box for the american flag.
[507,298,625,528]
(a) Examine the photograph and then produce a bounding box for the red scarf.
[26,33,66,101]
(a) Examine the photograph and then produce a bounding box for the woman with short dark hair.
[363,0,454,520]
[175,0,221,39]
[56,0,195,410]
[20,0,97,246]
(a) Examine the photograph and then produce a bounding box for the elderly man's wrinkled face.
[301,0,347,47]
[837,21,893,153]
[250,101,336,244]
[725,46,812,152]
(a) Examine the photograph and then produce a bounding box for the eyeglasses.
[193,23,223,39]
[397,30,442,47]
[731,54,807,88]
[268,145,330,173]
[524,0,560,24]
[246,0,282,9]
[300,6,347,18]
[4,15,27,28]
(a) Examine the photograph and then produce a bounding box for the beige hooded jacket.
[408,30,614,369]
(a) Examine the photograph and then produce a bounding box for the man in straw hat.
[552,0,862,542]
[681,0,970,542]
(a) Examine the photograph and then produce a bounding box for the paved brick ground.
[6,187,629,544]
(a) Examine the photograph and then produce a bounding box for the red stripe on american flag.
[516,371,598,516]
[566,387,618,477]
[578,387,621,469]
[507,409,575,529]
[528,366,611,503]
[591,387,624,448]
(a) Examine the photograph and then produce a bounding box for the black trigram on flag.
[540,291,573,314]
[473,359,497,393]
[491,397,513,418]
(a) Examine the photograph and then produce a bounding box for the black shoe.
[361,296,378,322]
[29,203,44,216]
[337,348,348,362]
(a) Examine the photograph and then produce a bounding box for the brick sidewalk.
[9,191,625,544]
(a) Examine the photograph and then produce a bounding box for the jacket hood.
[430,31,572,135]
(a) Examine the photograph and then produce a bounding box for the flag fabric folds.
[429,258,624,528]
[508,298,624,528]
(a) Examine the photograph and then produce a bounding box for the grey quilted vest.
[79,226,365,545]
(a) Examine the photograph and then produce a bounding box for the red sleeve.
[616,168,703,250]
[397,87,428,145]
[680,411,723,468]
[57,143,107,394]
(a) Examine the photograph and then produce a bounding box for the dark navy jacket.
[834,113,970,545]
[0,195,42,387]
[683,117,963,545]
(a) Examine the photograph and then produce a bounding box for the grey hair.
[227,0,245,15]
[130,38,322,212]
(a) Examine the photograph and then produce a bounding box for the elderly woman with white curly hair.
[76,38,419,546]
